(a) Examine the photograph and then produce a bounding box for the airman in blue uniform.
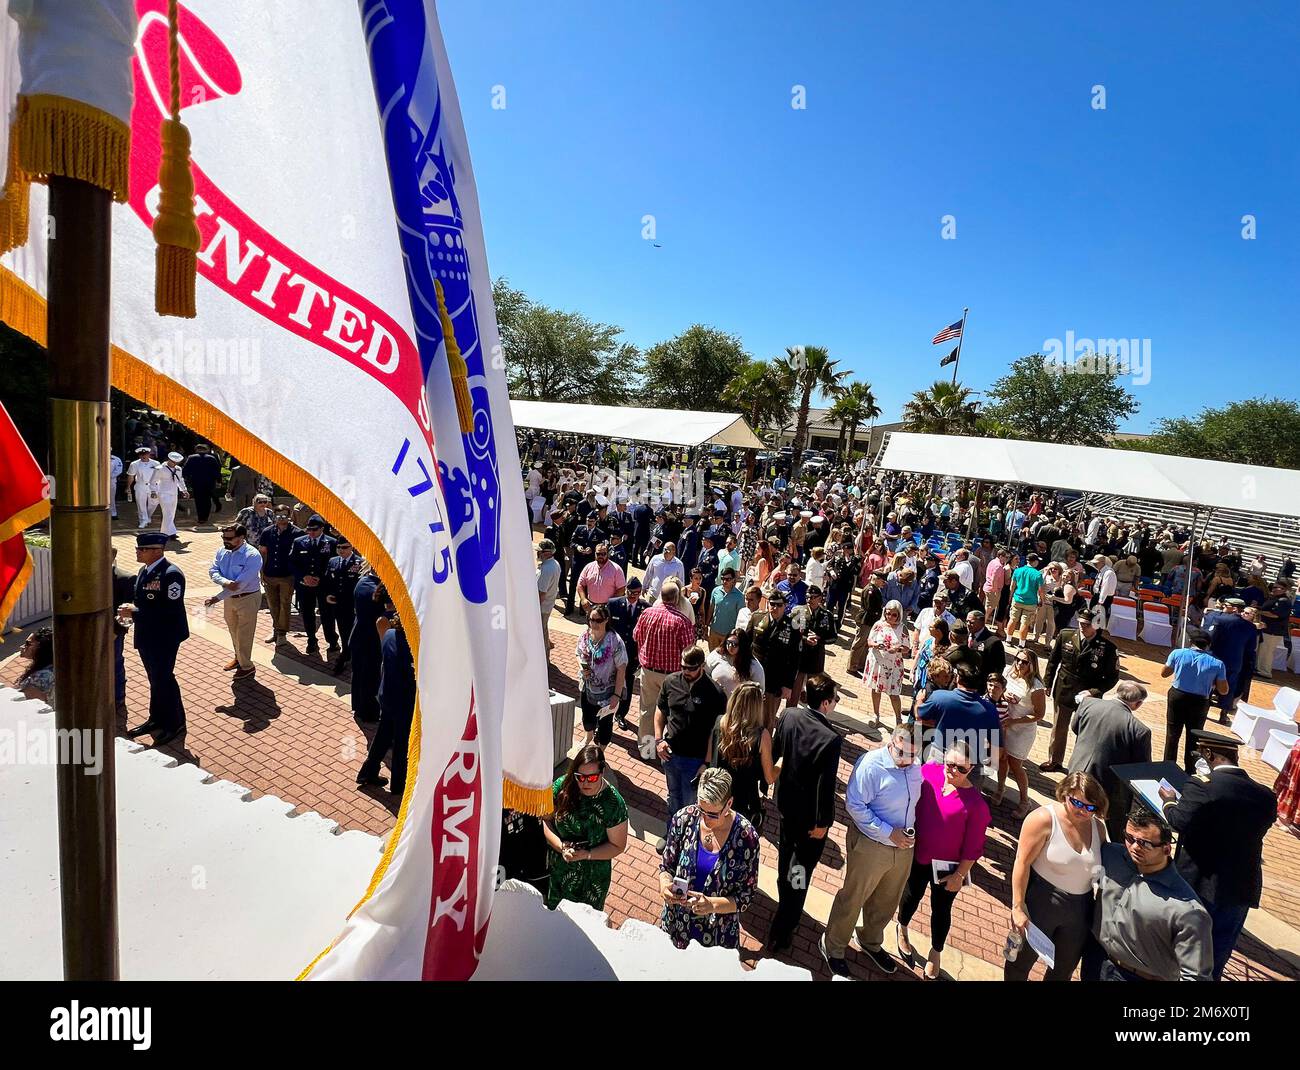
[289,514,337,655]
[322,536,367,674]
[119,532,189,745]
[348,570,390,722]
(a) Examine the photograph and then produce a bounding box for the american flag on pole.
[931,319,963,345]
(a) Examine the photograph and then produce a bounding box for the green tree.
[982,353,1139,446]
[641,324,750,410]
[494,277,640,405]
[827,380,881,460]
[721,357,794,478]
[776,345,848,472]
[1120,397,1300,469]
[900,380,982,435]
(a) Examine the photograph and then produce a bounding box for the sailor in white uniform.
[149,451,190,540]
[126,446,160,528]
[109,452,123,519]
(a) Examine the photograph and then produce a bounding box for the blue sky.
[440,0,1299,431]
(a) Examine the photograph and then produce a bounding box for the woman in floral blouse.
[658,768,760,950]
[542,745,628,912]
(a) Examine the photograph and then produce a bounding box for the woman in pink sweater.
[894,741,990,978]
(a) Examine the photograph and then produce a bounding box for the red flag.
[0,401,49,626]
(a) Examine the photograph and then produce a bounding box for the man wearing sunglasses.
[1084,806,1212,981]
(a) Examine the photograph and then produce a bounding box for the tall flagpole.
[47,174,119,980]
[951,307,970,386]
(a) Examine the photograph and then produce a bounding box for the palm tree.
[777,345,848,473]
[721,357,794,479]
[838,380,882,460]
[900,380,981,436]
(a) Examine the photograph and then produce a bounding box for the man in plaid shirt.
[633,583,697,759]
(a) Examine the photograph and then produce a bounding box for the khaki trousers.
[824,822,914,957]
[223,593,260,669]
[848,628,871,676]
[263,575,295,633]
[1257,633,1283,678]
[638,668,669,759]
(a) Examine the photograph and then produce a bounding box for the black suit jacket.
[772,706,843,833]
[1163,767,1275,909]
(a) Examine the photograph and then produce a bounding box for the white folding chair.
[1107,597,1138,641]
[1142,604,1172,647]
[1232,703,1296,751]
[1273,686,1300,721]
[1261,727,1300,772]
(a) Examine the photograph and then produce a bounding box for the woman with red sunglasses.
[541,745,629,912]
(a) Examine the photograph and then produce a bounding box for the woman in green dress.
[542,745,629,911]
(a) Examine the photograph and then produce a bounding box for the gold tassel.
[153,0,199,318]
[433,278,474,434]
[0,108,31,255]
[13,92,131,202]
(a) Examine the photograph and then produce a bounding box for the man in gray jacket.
[1068,681,1152,841]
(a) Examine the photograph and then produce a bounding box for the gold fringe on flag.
[152,0,200,317]
[433,278,475,435]
[0,111,31,255]
[14,92,131,203]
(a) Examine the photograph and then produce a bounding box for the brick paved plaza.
[4,514,1297,981]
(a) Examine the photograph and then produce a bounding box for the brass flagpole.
[47,173,119,980]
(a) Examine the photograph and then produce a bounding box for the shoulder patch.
[167,582,183,600]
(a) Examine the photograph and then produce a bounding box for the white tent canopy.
[510,400,764,450]
[877,432,1300,520]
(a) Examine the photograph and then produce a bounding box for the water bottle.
[1003,928,1024,962]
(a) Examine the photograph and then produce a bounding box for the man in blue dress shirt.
[205,522,264,678]
[1160,629,1228,772]
[822,725,922,977]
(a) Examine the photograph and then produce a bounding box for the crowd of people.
[12,421,1297,980]
[518,433,1298,979]
[101,470,413,795]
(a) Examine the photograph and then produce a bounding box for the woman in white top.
[804,545,827,592]
[996,650,1046,819]
[705,629,766,699]
[1004,772,1107,981]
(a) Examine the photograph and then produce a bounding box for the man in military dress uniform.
[1041,608,1119,772]
[322,535,367,674]
[1159,729,1276,980]
[348,569,389,722]
[117,533,190,745]
[565,512,598,617]
[289,514,338,655]
[126,445,159,529]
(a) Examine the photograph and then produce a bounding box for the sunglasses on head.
[1067,796,1098,813]
[573,771,602,784]
[1124,833,1163,851]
